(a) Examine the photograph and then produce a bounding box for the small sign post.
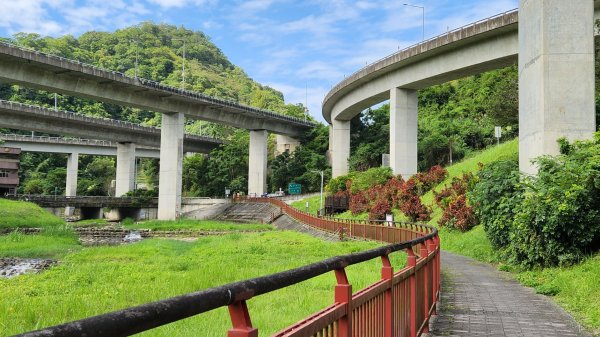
[495,126,502,145]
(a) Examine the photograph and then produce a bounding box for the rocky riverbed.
[0,258,57,278]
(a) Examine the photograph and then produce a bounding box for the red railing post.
[227,300,258,337]
[407,247,417,337]
[334,268,353,337]
[434,235,441,299]
[428,239,437,315]
[381,255,394,337]
[420,243,430,334]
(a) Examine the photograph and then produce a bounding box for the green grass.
[0,228,81,259]
[438,226,498,263]
[70,219,111,227]
[0,231,405,336]
[0,199,64,229]
[290,194,322,214]
[123,219,274,232]
[516,254,600,335]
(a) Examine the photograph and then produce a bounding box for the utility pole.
[173,38,186,90]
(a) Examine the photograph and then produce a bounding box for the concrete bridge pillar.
[248,130,268,196]
[115,142,136,196]
[158,112,184,220]
[331,119,350,177]
[327,124,333,165]
[519,0,596,174]
[390,88,418,179]
[275,134,300,156]
[65,152,78,216]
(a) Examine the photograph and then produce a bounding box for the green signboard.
[288,183,302,195]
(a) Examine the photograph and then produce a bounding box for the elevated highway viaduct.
[324,1,600,177]
[0,101,222,213]
[0,45,314,219]
[0,133,161,212]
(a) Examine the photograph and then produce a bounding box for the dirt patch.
[0,258,57,278]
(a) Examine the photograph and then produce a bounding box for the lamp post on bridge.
[403,3,425,41]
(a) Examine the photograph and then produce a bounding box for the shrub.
[369,197,392,221]
[349,191,369,215]
[399,194,431,222]
[439,194,478,231]
[469,158,521,248]
[348,167,393,193]
[412,165,448,195]
[435,172,478,231]
[508,137,600,267]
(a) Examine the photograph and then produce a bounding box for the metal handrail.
[0,41,314,127]
[323,8,518,105]
[15,200,437,337]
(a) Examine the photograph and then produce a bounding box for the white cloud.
[146,0,216,9]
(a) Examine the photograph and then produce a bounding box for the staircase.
[216,202,281,224]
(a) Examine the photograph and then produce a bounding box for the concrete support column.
[275,134,300,156]
[518,0,595,174]
[158,112,184,220]
[331,119,350,177]
[327,124,333,165]
[115,142,136,196]
[390,88,418,178]
[248,130,268,196]
[65,152,78,216]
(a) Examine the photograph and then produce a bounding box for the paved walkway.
[429,252,591,337]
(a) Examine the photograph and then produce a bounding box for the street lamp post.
[312,170,324,216]
[173,38,186,90]
[403,3,425,41]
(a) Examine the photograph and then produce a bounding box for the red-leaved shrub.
[439,194,478,231]
[434,172,478,231]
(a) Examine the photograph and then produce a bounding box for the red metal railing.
[248,197,440,337]
[16,199,439,337]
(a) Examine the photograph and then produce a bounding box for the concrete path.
[429,251,591,337]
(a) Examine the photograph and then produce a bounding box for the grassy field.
[0,231,405,336]
[0,199,64,229]
[122,219,274,232]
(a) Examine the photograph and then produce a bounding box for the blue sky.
[0,0,517,122]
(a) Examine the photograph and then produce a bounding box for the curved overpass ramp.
[324,2,600,177]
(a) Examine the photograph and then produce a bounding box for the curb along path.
[430,251,591,337]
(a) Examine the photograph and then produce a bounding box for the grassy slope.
[0,231,405,336]
[290,195,322,215]
[0,199,64,229]
[123,219,274,232]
